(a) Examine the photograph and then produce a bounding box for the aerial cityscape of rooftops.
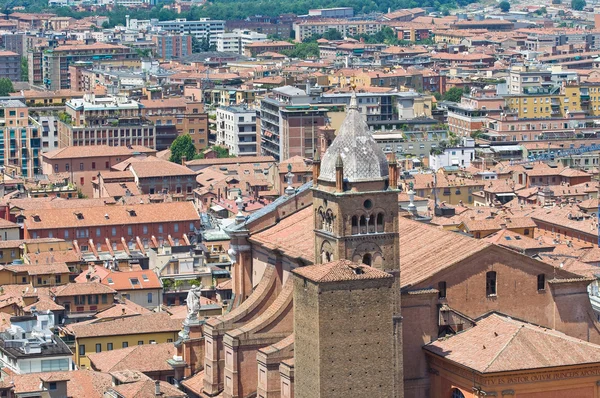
[2,0,600,396]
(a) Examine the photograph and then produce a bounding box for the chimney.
[154,380,160,396]
[181,155,187,165]
[335,154,344,192]
[312,150,321,186]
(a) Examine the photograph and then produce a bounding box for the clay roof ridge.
[482,318,523,373]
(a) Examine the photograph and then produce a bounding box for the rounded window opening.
[362,253,372,266]
[451,389,465,398]
[364,199,373,209]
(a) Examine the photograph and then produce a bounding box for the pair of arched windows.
[351,213,384,235]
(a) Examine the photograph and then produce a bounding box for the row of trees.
[169,134,233,164]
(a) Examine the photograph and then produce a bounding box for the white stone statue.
[186,284,203,319]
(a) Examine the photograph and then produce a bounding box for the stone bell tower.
[310,91,404,397]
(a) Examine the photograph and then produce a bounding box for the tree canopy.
[442,87,464,103]
[571,0,586,10]
[0,78,14,96]
[169,134,197,165]
[499,0,510,12]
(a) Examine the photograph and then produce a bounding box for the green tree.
[281,42,319,59]
[169,134,197,164]
[499,0,510,11]
[323,28,343,40]
[20,57,28,82]
[0,78,14,96]
[432,91,442,101]
[212,145,234,158]
[442,87,464,102]
[571,0,586,10]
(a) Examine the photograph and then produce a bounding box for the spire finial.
[349,86,358,110]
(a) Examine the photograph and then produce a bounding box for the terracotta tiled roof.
[66,312,181,338]
[109,379,186,398]
[250,206,314,262]
[76,267,162,291]
[54,282,117,297]
[22,298,65,312]
[400,217,490,287]
[23,201,199,229]
[26,249,81,264]
[42,145,155,160]
[88,343,175,373]
[2,262,70,276]
[11,370,112,397]
[94,299,151,319]
[483,229,554,252]
[127,158,196,178]
[180,370,204,395]
[185,156,275,167]
[424,313,600,373]
[293,259,393,283]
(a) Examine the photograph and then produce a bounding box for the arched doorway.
[362,253,372,266]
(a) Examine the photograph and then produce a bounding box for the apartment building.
[22,201,200,249]
[243,40,294,57]
[216,29,267,55]
[0,50,21,81]
[260,86,329,161]
[293,20,382,42]
[41,145,157,175]
[216,106,258,156]
[34,43,139,90]
[58,94,156,149]
[140,98,207,151]
[0,99,43,178]
[155,18,225,47]
[151,32,192,60]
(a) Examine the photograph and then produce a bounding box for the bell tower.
[312,92,400,270]
[311,91,404,397]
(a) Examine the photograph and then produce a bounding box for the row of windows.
[437,272,545,299]
[36,223,196,239]
[79,338,174,355]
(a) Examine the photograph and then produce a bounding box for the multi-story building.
[22,201,200,249]
[0,311,74,374]
[319,91,433,122]
[242,40,295,57]
[41,145,157,175]
[0,50,21,81]
[216,29,267,55]
[429,137,476,170]
[0,99,43,177]
[2,33,27,57]
[140,98,208,151]
[155,18,225,47]
[260,86,330,161]
[66,312,181,369]
[307,7,354,17]
[33,43,139,90]
[293,20,382,42]
[508,64,553,95]
[216,106,258,156]
[58,94,156,149]
[122,157,198,199]
[151,32,192,60]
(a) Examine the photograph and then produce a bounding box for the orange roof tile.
[293,259,393,283]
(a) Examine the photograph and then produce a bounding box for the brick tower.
[304,91,404,397]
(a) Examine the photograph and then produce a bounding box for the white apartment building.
[155,18,225,47]
[216,29,267,54]
[429,137,476,171]
[216,106,258,156]
[0,311,74,374]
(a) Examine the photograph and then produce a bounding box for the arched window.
[325,252,332,262]
[486,271,497,296]
[376,212,384,233]
[351,215,358,235]
[359,215,367,234]
[325,210,334,233]
[368,216,375,233]
[362,253,372,266]
[451,389,465,398]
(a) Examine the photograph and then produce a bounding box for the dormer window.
[128,210,137,217]
[75,212,84,220]
[32,215,41,222]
